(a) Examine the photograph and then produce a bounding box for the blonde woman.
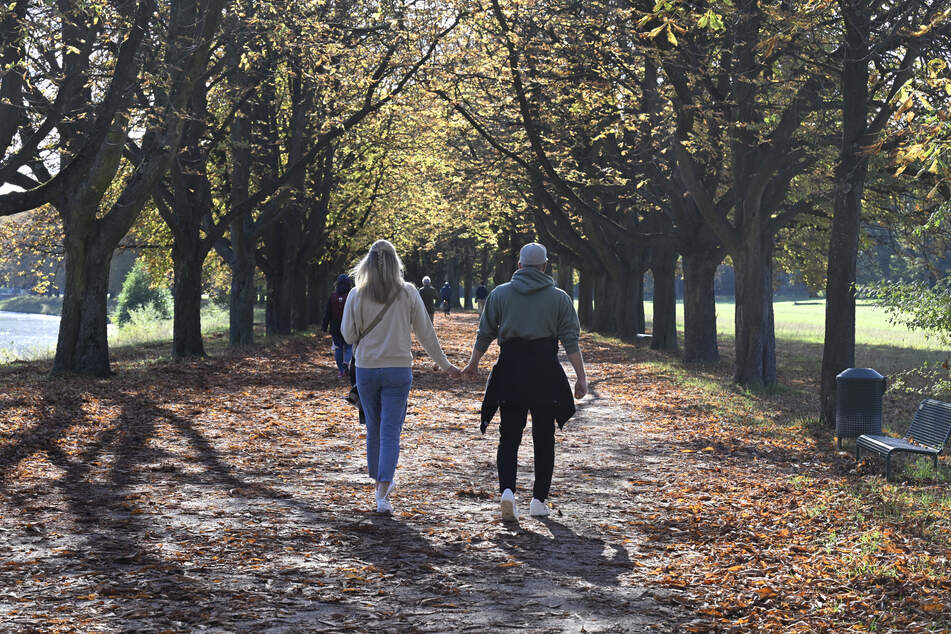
[342,240,460,514]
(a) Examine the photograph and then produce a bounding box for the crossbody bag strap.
[354,289,399,347]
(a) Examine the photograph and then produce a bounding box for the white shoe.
[529,498,550,517]
[374,480,395,514]
[500,488,518,521]
[375,480,396,501]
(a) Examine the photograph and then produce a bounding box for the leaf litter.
[0,313,948,632]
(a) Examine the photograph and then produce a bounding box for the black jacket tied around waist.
[480,337,576,432]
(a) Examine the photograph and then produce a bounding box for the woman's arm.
[341,292,358,344]
[409,288,457,373]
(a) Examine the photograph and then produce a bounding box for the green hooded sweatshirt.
[474,267,580,355]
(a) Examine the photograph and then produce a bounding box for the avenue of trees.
[2,0,951,425]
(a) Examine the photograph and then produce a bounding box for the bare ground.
[0,313,702,632]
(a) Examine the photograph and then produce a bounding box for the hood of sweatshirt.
[510,267,555,295]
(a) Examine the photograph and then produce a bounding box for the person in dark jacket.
[322,274,353,378]
[461,242,587,521]
[418,276,439,322]
[439,281,453,316]
[475,282,489,315]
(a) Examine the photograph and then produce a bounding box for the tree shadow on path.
[493,517,631,587]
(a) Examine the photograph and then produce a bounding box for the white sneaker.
[500,488,518,521]
[529,498,550,517]
[374,480,395,514]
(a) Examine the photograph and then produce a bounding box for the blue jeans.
[356,366,413,482]
[331,330,352,373]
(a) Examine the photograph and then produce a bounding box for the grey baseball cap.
[519,242,548,266]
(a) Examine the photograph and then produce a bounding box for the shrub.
[114,261,171,325]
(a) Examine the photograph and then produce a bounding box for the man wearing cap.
[461,242,588,521]
[418,276,439,322]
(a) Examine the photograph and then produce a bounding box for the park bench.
[856,399,951,481]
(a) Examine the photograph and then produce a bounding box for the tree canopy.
[1,0,950,398]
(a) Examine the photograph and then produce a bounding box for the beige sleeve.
[409,286,451,369]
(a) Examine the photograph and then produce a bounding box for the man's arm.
[461,346,485,379]
[567,349,587,399]
[462,291,498,378]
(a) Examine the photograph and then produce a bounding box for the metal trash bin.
[836,368,886,448]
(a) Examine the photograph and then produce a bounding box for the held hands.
[460,362,479,380]
[433,363,463,378]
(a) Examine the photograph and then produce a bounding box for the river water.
[0,311,60,360]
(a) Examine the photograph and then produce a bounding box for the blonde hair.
[350,239,406,304]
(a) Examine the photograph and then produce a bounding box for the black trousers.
[497,403,555,501]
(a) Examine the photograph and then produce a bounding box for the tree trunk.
[733,239,776,386]
[821,3,871,426]
[307,264,328,326]
[650,247,679,352]
[614,274,637,339]
[592,272,617,333]
[463,247,474,310]
[229,216,256,345]
[52,229,113,376]
[172,242,206,358]
[633,273,645,334]
[167,83,212,359]
[444,256,460,309]
[292,264,309,332]
[682,249,721,362]
[275,256,296,335]
[578,267,594,329]
[556,257,573,296]
[260,219,296,336]
[620,250,648,338]
[479,246,491,288]
[493,233,515,286]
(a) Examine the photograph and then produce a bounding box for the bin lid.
[836,367,884,381]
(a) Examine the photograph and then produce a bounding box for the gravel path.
[0,316,690,632]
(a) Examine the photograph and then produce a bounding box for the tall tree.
[654,0,829,386]
[0,0,228,375]
[820,0,951,424]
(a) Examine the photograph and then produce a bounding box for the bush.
[114,261,171,325]
[111,304,172,348]
[862,278,951,346]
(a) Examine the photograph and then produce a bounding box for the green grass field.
[641,298,950,381]
[653,298,944,351]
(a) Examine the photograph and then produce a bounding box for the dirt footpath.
[0,315,690,632]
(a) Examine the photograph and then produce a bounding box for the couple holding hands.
[340,240,587,520]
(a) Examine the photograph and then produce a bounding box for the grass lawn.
[640,298,951,380]
[664,298,945,350]
[0,295,63,315]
